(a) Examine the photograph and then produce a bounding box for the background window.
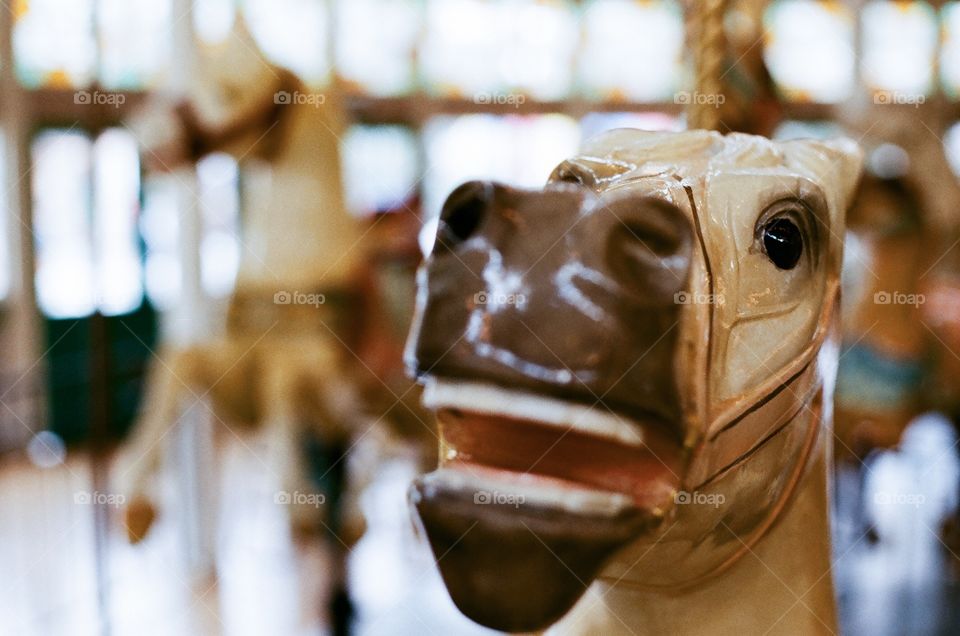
[97,0,173,89]
[140,175,181,311]
[343,125,421,216]
[197,153,241,299]
[336,0,422,96]
[764,0,855,103]
[194,0,236,44]
[943,121,960,176]
[422,114,580,229]
[421,0,509,97]
[494,0,578,100]
[245,0,330,86]
[34,129,145,319]
[14,0,97,88]
[861,1,937,98]
[32,131,96,318]
[578,0,684,102]
[92,129,143,316]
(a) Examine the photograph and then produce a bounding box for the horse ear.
[231,10,259,52]
[780,137,864,224]
[812,137,864,214]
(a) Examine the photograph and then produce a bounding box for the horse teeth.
[422,466,635,517]
[422,378,647,448]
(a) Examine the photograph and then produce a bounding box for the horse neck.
[854,230,928,356]
[552,449,836,636]
[871,231,925,293]
[261,101,351,219]
[237,101,365,290]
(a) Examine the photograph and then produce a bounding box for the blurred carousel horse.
[117,21,385,631]
[836,171,931,460]
[835,125,960,545]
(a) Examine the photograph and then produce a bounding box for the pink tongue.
[439,409,683,508]
[410,471,662,633]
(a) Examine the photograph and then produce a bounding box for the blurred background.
[3,0,960,634]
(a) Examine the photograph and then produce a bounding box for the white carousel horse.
[118,19,373,550]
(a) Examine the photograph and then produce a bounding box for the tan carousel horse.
[835,170,932,459]
[832,116,960,548]
[116,20,385,632]
[406,129,861,634]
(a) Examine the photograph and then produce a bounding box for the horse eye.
[762,218,803,270]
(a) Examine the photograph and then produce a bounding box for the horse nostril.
[606,198,691,300]
[620,220,683,259]
[436,181,494,252]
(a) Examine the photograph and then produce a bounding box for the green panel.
[44,301,157,443]
[44,316,91,444]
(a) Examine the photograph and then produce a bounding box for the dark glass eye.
[762,218,803,270]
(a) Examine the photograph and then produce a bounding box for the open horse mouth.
[410,379,686,633]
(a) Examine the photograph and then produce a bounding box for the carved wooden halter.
[657,287,839,591]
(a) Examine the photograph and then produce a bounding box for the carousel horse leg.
[307,349,367,636]
[266,346,360,635]
[307,428,355,636]
[265,354,325,536]
[118,346,212,543]
[855,450,881,545]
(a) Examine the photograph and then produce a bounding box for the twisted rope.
[688,0,728,131]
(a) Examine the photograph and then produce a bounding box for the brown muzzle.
[409,180,694,436]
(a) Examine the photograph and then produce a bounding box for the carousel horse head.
[129,12,356,289]
[406,129,861,632]
[134,15,302,170]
